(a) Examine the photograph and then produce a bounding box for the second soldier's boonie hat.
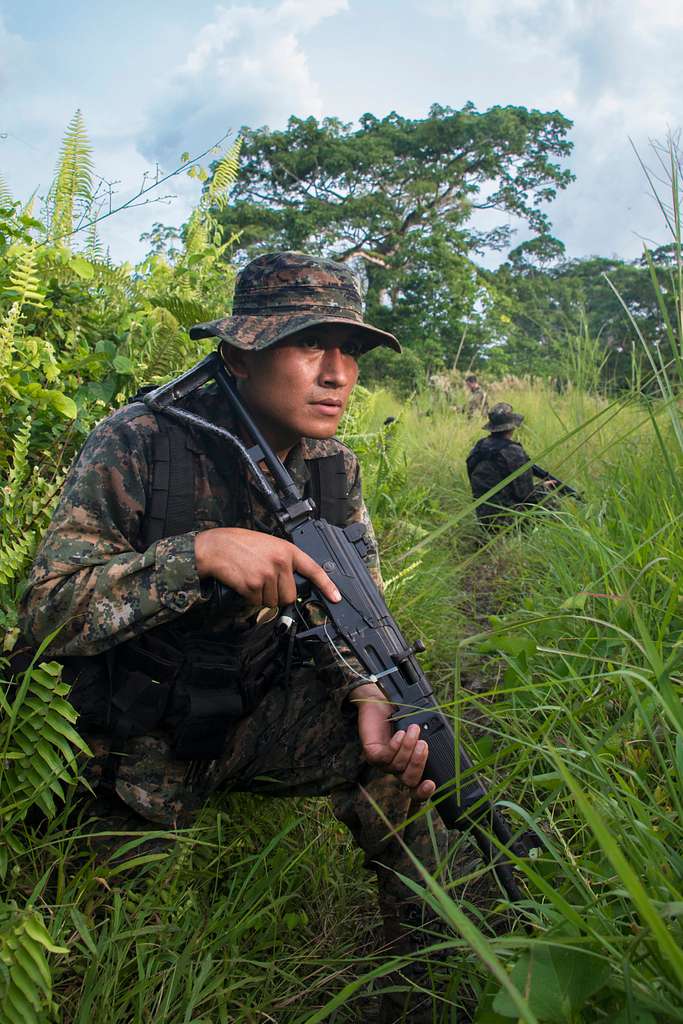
[483,402,524,432]
[189,251,401,353]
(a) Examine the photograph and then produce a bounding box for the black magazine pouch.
[168,616,284,760]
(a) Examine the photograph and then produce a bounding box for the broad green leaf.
[45,390,77,419]
[559,592,588,610]
[70,255,94,280]
[477,635,537,658]
[112,354,134,374]
[22,915,68,954]
[492,944,610,1021]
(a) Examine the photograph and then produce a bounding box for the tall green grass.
[4,141,683,1020]
[2,375,681,1023]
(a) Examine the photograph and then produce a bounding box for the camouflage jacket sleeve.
[19,405,209,657]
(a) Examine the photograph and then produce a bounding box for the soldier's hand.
[194,527,341,607]
[543,478,559,490]
[351,683,436,800]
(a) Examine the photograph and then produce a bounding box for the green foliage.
[185,136,242,256]
[0,658,89,827]
[47,109,95,245]
[214,103,574,385]
[486,251,679,388]
[0,109,682,1024]
[0,901,67,1024]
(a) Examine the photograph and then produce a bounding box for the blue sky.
[1,0,681,264]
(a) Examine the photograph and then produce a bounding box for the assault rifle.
[145,353,532,902]
[532,464,583,501]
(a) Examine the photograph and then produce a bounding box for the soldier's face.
[224,332,361,452]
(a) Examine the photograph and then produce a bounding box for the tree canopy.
[213,103,574,384]
[486,248,679,388]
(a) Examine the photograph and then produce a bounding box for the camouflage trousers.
[82,665,452,1022]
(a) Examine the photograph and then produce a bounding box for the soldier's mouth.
[311,399,343,415]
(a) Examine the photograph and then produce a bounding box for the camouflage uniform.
[20,252,450,1022]
[466,402,548,527]
[465,384,488,421]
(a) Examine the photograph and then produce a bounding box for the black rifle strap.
[141,415,196,546]
[307,452,348,526]
[142,408,350,544]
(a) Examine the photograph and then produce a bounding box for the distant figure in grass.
[466,402,559,529]
[463,373,488,419]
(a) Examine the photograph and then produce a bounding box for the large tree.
[214,103,574,383]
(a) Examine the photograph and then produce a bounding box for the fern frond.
[184,209,209,256]
[0,659,88,820]
[4,417,32,505]
[0,303,21,371]
[0,533,35,587]
[152,295,210,328]
[139,307,195,380]
[0,175,13,207]
[6,244,45,308]
[92,260,133,295]
[84,218,102,261]
[49,109,94,243]
[207,137,242,211]
[0,445,62,569]
[0,901,67,1022]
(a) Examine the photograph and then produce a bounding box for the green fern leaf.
[184,209,209,256]
[0,176,13,207]
[0,303,21,373]
[153,295,209,327]
[4,418,31,510]
[138,306,197,381]
[207,137,242,211]
[4,244,45,309]
[0,902,67,1024]
[84,218,103,261]
[48,108,94,244]
[0,657,89,821]
[0,534,34,586]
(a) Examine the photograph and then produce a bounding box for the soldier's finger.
[416,779,436,801]
[399,738,429,789]
[260,575,279,609]
[276,569,298,607]
[293,548,342,603]
[388,724,422,773]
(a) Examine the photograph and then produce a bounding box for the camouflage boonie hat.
[189,251,401,353]
[483,402,524,432]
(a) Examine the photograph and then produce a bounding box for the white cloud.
[422,0,683,258]
[140,0,349,165]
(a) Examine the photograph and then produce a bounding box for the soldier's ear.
[220,341,250,380]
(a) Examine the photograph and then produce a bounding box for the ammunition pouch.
[68,617,284,762]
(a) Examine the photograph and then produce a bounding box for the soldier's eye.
[300,337,324,350]
[342,341,364,358]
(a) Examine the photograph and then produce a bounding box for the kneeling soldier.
[21,252,451,1023]
[466,402,558,529]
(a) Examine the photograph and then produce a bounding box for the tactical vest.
[465,436,516,482]
[53,406,354,765]
[139,406,351,546]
